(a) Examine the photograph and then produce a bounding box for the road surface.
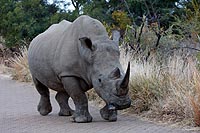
[0,74,198,133]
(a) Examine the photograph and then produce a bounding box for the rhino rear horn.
[120,62,130,89]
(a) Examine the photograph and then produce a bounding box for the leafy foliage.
[0,0,72,47]
[112,10,131,31]
[82,0,112,23]
[0,0,196,48]
[180,0,200,37]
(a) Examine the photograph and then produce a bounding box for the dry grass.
[87,89,105,108]
[1,45,200,127]
[8,48,32,82]
[0,63,12,74]
[189,67,200,126]
[122,51,200,127]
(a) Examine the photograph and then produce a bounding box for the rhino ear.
[79,37,95,51]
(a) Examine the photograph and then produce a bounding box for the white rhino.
[28,15,131,123]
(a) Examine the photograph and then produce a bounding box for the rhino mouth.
[114,101,131,110]
[108,97,131,110]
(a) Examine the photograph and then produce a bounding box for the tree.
[0,0,72,47]
[0,0,193,48]
[82,0,111,22]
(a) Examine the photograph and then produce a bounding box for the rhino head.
[79,37,131,120]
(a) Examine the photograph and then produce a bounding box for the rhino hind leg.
[61,77,92,123]
[55,92,74,116]
[33,77,52,116]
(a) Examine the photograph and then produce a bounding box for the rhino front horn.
[119,62,130,95]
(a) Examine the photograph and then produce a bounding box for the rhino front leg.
[61,77,92,123]
[55,92,74,116]
[100,104,117,122]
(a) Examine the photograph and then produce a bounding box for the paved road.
[0,74,198,133]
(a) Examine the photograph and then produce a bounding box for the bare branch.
[136,16,146,50]
[123,0,134,18]
[71,0,77,8]
[145,30,162,61]
[144,1,151,18]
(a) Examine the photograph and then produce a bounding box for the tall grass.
[120,49,200,126]
[8,48,32,82]
[0,63,12,74]
[190,67,200,126]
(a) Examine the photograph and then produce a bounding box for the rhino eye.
[98,79,102,83]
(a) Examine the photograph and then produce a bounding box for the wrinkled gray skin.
[28,15,131,123]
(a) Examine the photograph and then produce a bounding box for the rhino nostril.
[108,104,116,110]
[116,86,128,96]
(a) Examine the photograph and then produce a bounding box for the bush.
[8,48,32,82]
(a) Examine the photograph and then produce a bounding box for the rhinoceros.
[28,15,131,123]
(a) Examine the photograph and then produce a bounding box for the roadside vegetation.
[1,0,200,128]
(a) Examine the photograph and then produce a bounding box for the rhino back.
[28,20,72,90]
[28,16,109,90]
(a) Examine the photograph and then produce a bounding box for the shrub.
[8,47,32,82]
[112,10,131,31]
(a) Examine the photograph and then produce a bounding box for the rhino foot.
[37,102,52,116]
[71,113,93,123]
[100,105,117,122]
[59,109,74,116]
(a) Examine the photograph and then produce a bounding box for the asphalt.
[0,74,199,133]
